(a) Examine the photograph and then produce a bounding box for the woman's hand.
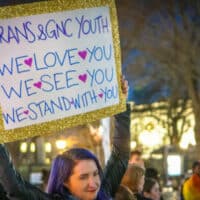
[121,75,129,99]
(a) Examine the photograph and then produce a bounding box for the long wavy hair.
[47,148,103,196]
[121,164,145,193]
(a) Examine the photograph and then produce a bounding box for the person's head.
[192,160,200,175]
[47,148,102,200]
[129,150,144,168]
[143,178,160,200]
[145,167,159,181]
[121,164,145,194]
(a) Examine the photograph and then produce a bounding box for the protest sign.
[0,0,125,143]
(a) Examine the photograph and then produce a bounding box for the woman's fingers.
[121,75,129,96]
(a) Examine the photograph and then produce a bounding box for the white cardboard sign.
[0,0,125,143]
[0,7,118,130]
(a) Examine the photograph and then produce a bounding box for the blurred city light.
[56,140,67,150]
[45,142,52,153]
[30,142,36,153]
[139,127,164,148]
[98,125,103,137]
[20,142,27,153]
[151,153,163,159]
[130,141,137,149]
[179,128,196,149]
[45,157,51,164]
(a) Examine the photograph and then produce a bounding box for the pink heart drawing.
[78,50,87,60]
[78,74,87,83]
[33,81,42,89]
[98,93,103,98]
[23,110,29,115]
[24,58,33,67]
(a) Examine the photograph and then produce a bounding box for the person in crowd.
[142,178,161,200]
[129,150,145,169]
[0,77,130,200]
[182,160,200,200]
[145,168,163,200]
[192,160,200,174]
[115,164,145,200]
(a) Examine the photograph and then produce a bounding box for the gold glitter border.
[0,0,125,143]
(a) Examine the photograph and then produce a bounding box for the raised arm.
[0,144,58,200]
[101,77,131,197]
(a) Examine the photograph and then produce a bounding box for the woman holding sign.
[0,77,130,200]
